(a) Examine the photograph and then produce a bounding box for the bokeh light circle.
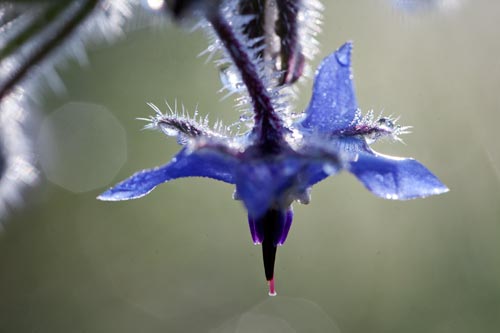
[212,297,341,333]
[38,102,127,193]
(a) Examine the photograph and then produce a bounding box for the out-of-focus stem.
[238,0,267,59]
[0,0,99,102]
[276,0,304,84]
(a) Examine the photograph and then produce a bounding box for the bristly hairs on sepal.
[139,100,231,144]
[346,109,413,145]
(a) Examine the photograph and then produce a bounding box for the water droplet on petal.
[322,163,337,175]
[335,42,352,66]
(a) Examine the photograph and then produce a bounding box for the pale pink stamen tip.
[268,278,277,296]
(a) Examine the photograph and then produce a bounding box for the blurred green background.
[1,0,500,332]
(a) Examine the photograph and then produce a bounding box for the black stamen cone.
[260,209,281,281]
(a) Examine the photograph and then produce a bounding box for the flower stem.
[276,0,305,84]
[207,9,284,149]
[238,0,267,60]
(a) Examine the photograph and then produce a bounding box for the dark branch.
[0,0,99,102]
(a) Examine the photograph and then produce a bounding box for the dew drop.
[385,193,399,200]
[219,65,244,94]
[377,117,395,131]
[141,0,165,11]
[335,42,352,66]
[322,163,337,175]
[297,188,311,205]
[365,135,377,145]
[159,124,178,137]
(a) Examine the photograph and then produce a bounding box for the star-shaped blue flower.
[99,42,448,295]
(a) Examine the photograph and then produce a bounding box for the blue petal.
[236,155,342,218]
[301,42,358,133]
[295,137,365,189]
[349,152,449,200]
[304,164,330,187]
[276,208,293,246]
[98,148,236,201]
[235,157,305,218]
[247,214,264,244]
[248,208,293,246]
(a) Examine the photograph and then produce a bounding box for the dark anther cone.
[262,233,277,282]
[259,209,285,289]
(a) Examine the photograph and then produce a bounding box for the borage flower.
[99,8,448,296]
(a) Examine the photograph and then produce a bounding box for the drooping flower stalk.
[205,7,295,292]
[206,8,285,150]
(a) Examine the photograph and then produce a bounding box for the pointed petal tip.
[349,153,450,201]
[398,177,449,200]
[335,41,353,67]
[381,181,449,200]
[96,188,150,201]
[301,41,358,132]
[96,193,110,201]
[96,191,117,201]
[429,183,450,197]
[96,194,123,202]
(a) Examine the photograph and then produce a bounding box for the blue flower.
[98,42,448,295]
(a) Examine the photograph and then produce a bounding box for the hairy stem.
[276,0,304,84]
[0,2,70,62]
[207,9,284,150]
[0,0,99,102]
[238,0,267,59]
